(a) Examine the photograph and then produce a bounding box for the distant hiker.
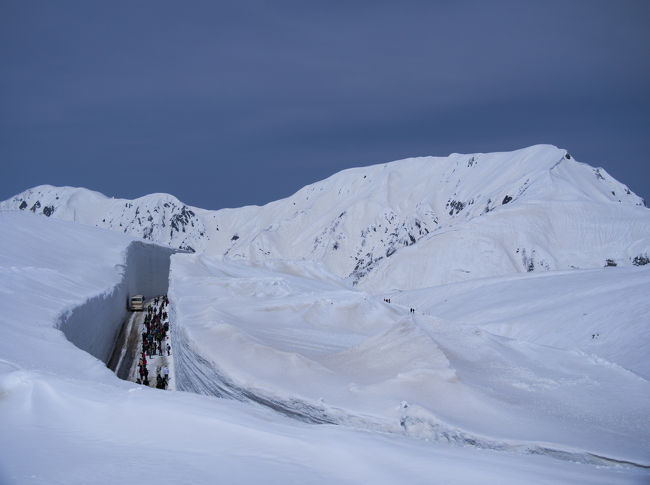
[166,343,171,356]
[163,366,169,383]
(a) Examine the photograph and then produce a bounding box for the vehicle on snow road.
[128,294,145,311]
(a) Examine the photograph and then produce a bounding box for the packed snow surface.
[2,144,650,484]
[170,254,650,466]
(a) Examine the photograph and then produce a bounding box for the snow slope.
[0,211,133,378]
[169,254,650,468]
[3,145,649,290]
[389,268,650,380]
[5,207,647,484]
[2,144,650,483]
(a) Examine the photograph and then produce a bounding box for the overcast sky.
[1,1,649,209]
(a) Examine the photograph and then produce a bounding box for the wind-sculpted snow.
[2,201,650,483]
[3,145,649,290]
[391,268,650,380]
[3,143,650,482]
[169,253,650,468]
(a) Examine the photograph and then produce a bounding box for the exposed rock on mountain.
[3,145,649,290]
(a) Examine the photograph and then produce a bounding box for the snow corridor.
[51,240,650,471]
[56,241,180,386]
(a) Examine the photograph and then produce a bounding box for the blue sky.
[1,1,649,209]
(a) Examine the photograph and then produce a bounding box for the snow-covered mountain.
[3,145,648,290]
[1,209,649,484]
[1,187,208,252]
[2,145,650,483]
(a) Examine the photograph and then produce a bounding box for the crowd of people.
[135,295,172,390]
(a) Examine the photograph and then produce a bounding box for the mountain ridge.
[2,144,649,290]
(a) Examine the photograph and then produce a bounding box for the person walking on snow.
[163,365,169,384]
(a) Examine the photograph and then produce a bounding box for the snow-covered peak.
[2,184,206,252]
[2,145,648,289]
[280,144,641,212]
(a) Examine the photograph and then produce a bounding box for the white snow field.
[1,145,650,483]
[170,255,650,465]
[1,211,648,485]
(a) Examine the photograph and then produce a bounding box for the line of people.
[142,297,170,358]
[136,295,171,389]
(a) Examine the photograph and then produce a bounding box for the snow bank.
[4,368,645,485]
[0,211,179,375]
[59,241,179,364]
[169,253,650,467]
[1,199,649,484]
[390,267,650,379]
[2,143,650,483]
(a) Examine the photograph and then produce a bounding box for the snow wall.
[58,241,181,364]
